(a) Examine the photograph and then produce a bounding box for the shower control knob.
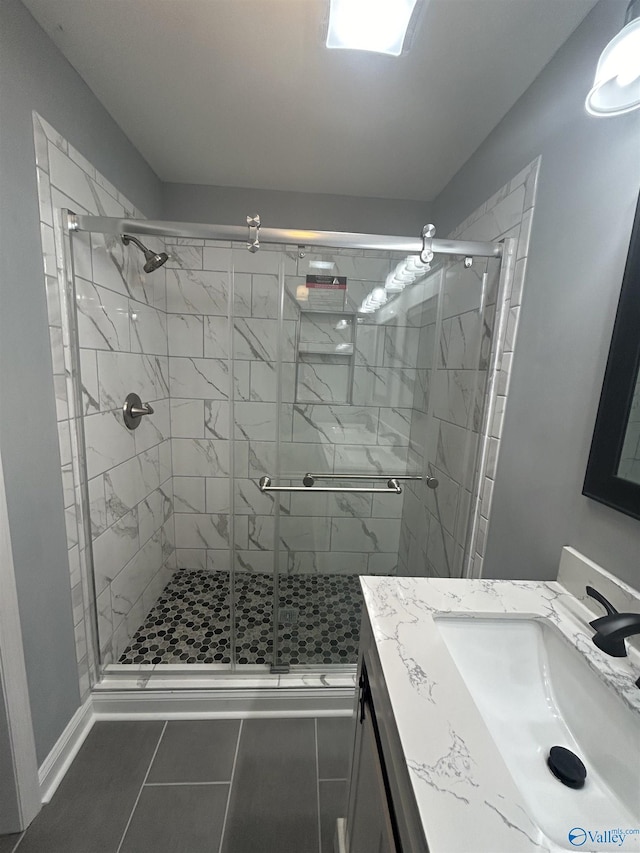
[426,476,439,489]
[123,392,154,430]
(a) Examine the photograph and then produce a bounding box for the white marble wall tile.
[134,397,171,455]
[111,533,162,626]
[203,315,230,359]
[433,418,470,486]
[79,348,100,414]
[138,486,171,546]
[88,475,108,538]
[331,518,400,553]
[172,438,230,477]
[171,399,205,438]
[333,443,408,474]
[424,467,460,536]
[166,269,230,315]
[76,278,130,352]
[383,325,420,369]
[233,401,278,441]
[205,477,230,513]
[45,275,63,327]
[97,351,159,411]
[174,513,247,549]
[440,312,481,369]
[292,404,378,445]
[300,314,353,345]
[233,318,296,363]
[367,553,399,574]
[176,548,207,570]
[377,408,412,446]
[90,234,133,298]
[205,550,232,572]
[279,516,331,552]
[84,409,135,479]
[432,369,477,428]
[204,400,231,439]
[130,301,167,356]
[248,361,295,403]
[296,362,350,404]
[48,144,99,213]
[426,518,456,577]
[96,587,112,651]
[234,550,275,573]
[33,113,50,170]
[371,490,405,519]
[288,490,372,519]
[249,440,334,479]
[173,477,205,513]
[169,356,230,399]
[168,313,204,357]
[251,274,280,318]
[36,167,53,225]
[288,551,368,575]
[353,365,415,408]
[354,324,385,368]
[248,515,275,551]
[105,449,161,524]
[93,508,139,594]
[165,245,203,269]
[159,439,172,483]
[233,477,289,516]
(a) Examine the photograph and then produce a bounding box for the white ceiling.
[23,0,597,201]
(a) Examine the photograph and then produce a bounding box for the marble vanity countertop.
[359,576,640,853]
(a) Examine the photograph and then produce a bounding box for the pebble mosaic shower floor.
[119,569,363,666]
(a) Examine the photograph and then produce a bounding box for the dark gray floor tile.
[147,719,240,783]
[119,784,229,853]
[317,716,354,779]
[0,834,21,853]
[16,721,163,853]
[221,718,318,853]
[319,781,347,853]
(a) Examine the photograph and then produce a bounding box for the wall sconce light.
[326,0,421,56]
[586,0,640,116]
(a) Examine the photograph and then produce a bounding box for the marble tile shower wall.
[33,113,176,681]
[398,158,540,579]
[170,245,415,576]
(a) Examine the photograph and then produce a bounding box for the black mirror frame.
[583,190,640,521]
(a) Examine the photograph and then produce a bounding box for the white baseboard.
[37,686,353,801]
[92,687,355,719]
[38,696,94,803]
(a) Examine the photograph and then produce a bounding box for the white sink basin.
[436,616,640,850]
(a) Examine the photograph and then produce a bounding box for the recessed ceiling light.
[326,0,421,57]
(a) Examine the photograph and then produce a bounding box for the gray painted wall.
[0,687,20,833]
[162,182,431,236]
[0,0,162,763]
[434,0,640,588]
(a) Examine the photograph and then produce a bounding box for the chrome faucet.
[586,586,640,658]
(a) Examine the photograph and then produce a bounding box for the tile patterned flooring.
[6,717,353,853]
[119,570,363,666]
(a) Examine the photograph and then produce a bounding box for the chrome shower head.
[121,234,168,273]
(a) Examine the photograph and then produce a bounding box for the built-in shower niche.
[295,311,356,405]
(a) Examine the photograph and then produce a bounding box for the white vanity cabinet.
[343,613,429,853]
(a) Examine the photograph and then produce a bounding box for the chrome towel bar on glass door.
[258,476,405,494]
[303,473,439,489]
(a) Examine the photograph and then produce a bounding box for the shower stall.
[60,210,503,682]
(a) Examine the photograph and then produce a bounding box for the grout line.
[218,719,243,853]
[318,778,348,783]
[10,835,24,853]
[115,721,167,853]
[314,717,322,853]
[144,780,231,787]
